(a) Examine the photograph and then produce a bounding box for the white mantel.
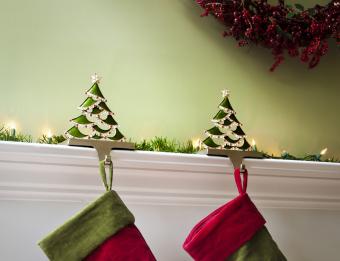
[1,141,340,261]
[1,141,339,210]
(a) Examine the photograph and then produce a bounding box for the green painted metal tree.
[203,90,251,150]
[65,74,125,141]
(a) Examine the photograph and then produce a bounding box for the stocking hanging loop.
[234,167,248,194]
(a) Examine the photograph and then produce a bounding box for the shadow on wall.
[179,0,340,88]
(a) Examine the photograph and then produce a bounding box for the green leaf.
[98,102,112,113]
[0,126,33,142]
[212,110,227,121]
[93,125,111,134]
[176,140,198,154]
[276,25,283,34]
[286,12,295,19]
[229,113,240,124]
[281,151,298,160]
[135,137,200,154]
[71,115,92,125]
[86,83,105,99]
[286,4,293,8]
[109,129,125,141]
[79,97,96,109]
[147,136,176,152]
[102,115,118,126]
[223,144,232,149]
[66,126,87,138]
[233,126,246,136]
[248,5,257,14]
[202,137,220,148]
[307,8,316,16]
[238,139,251,150]
[294,3,304,11]
[286,33,293,40]
[205,126,225,136]
[225,135,240,144]
[219,97,234,111]
[276,25,292,40]
[221,118,232,126]
[51,135,66,144]
[83,107,102,115]
[91,107,103,114]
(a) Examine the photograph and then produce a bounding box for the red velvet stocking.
[85,224,156,261]
[183,168,286,261]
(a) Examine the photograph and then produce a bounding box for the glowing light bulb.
[192,138,202,149]
[7,122,16,129]
[320,148,327,155]
[46,129,53,138]
[251,139,257,151]
[44,129,53,144]
[7,121,16,137]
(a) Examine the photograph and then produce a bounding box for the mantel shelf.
[0,141,340,210]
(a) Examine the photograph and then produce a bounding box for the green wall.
[0,0,339,157]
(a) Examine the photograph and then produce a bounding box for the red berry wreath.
[196,0,339,71]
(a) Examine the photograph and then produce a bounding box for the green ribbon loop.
[99,160,113,191]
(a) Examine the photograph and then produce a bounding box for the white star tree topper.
[91,73,102,84]
[221,89,230,97]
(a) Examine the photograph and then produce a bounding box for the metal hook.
[240,163,246,173]
[104,155,112,166]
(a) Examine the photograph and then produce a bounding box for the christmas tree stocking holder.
[203,147,263,170]
[62,73,135,168]
[64,137,134,163]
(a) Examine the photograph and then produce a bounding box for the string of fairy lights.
[0,121,335,162]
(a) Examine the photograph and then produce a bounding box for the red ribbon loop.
[234,168,248,194]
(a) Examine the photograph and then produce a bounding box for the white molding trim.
[1,141,340,209]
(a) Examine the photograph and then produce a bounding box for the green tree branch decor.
[203,90,251,151]
[65,74,126,141]
[0,126,32,143]
[0,126,338,162]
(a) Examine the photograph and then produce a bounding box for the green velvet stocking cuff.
[38,190,135,261]
[227,227,287,261]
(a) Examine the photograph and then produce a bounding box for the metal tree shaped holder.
[202,90,263,169]
[64,74,135,163]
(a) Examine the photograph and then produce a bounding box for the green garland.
[261,150,339,163]
[0,126,338,162]
[136,137,198,154]
[0,126,33,143]
[37,134,67,145]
